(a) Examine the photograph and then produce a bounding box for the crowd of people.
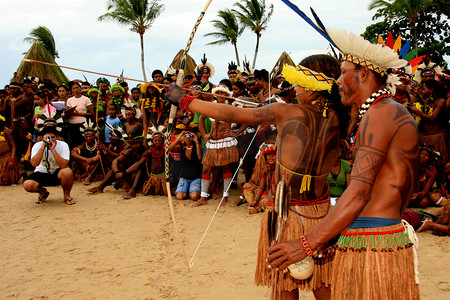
[1,40,450,298]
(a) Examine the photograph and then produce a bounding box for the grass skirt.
[202,137,239,166]
[255,202,332,292]
[142,173,167,196]
[331,223,420,300]
[0,154,20,185]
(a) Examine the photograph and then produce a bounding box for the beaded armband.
[180,95,195,112]
[300,235,314,257]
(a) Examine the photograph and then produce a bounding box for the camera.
[44,136,51,145]
[185,133,193,139]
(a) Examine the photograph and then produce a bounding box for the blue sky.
[0,0,376,87]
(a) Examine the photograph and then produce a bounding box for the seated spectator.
[169,130,202,201]
[0,114,20,185]
[100,124,127,166]
[71,121,103,185]
[410,145,439,207]
[403,199,450,235]
[22,126,74,205]
[88,134,148,199]
[123,106,143,138]
[244,146,276,214]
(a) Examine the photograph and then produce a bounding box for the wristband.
[179,95,195,112]
[299,235,314,257]
[9,157,17,163]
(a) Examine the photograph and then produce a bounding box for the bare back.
[255,103,340,201]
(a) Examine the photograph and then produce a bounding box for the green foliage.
[232,0,274,37]
[24,26,59,59]
[364,0,449,65]
[205,9,244,46]
[232,0,274,68]
[98,0,164,35]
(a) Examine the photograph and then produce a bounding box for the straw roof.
[167,49,197,77]
[13,41,68,85]
[271,51,295,79]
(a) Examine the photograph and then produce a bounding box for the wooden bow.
[165,0,213,271]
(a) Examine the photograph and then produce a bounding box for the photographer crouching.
[23,126,75,205]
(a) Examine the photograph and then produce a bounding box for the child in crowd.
[105,103,121,146]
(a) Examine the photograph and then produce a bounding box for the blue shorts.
[175,177,201,194]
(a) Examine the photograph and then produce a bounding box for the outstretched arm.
[188,99,278,125]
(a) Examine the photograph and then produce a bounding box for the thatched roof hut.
[13,41,68,85]
[166,49,197,77]
[271,51,295,79]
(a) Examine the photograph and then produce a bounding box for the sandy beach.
[1,182,449,299]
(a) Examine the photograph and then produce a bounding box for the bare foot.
[248,206,258,214]
[83,176,92,185]
[192,198,208,207]
[212,193,221,200]
[417,219,433,232]
[87,186,103,193]
[235,196,244,206]
[122,190,136,199]
[221,197,228,206]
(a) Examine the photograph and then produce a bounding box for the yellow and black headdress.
[282,64,335,92]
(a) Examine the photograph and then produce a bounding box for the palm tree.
[233,0,274,69]
[24,26,59,59]
[368,0,432,50]
[98,0,165,81]
[204,9,244,66]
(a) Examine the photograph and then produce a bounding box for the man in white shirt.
[23,126,75,205]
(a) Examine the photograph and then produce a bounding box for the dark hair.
[81,81,91,87]
[191,80,202,87]
[68,81,81,90]
[108,103,118,110]
[131,87,140,93]
[232,81,249,97]
[254,69,269,82]
[423,79,446,99]
[40,125,58,136]
[34,91,47,99]
[57,84,69,92]
[119,81,128,88]
[163,77,173,83]
[23,79,33,85]
[300,54,350,139]
[219,79,232,90]
[0,89,6,95]
[152,69,163,78]
[184,75,194,81]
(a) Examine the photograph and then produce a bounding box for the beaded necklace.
[86,140,97,153]
[350,88,391,165]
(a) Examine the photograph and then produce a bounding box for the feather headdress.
[146,125,166,146]
[36,111,63,133]
[212,84,232,97]
[227,61,242,75]
[195,53,215,78]
[282,64,335,92]
[121,99,142,120]
[80,119,97,135]
[106,123,128,141]
[326,28,408,76]
[415,61,442,83]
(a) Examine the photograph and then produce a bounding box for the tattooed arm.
[188,99,280,125]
